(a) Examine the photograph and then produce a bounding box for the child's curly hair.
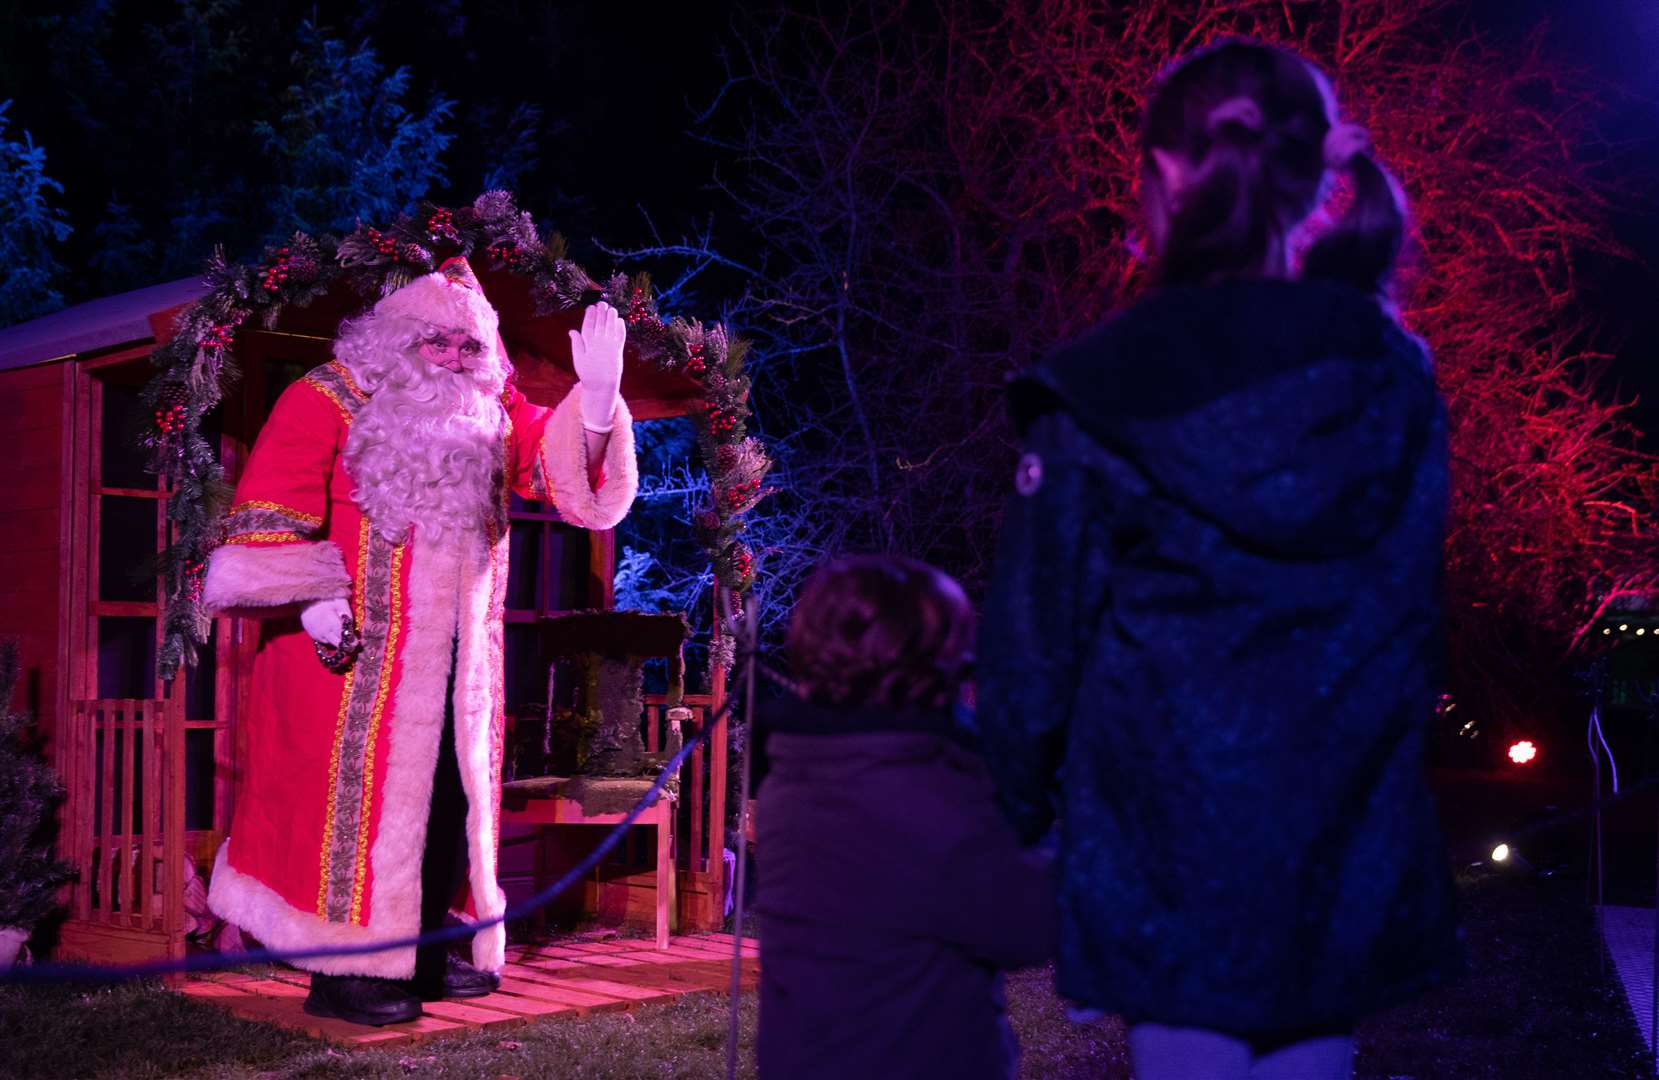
[786,555,975,710]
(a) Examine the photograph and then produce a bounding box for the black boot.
[414,952,503,1001]
[304,972,423,1026]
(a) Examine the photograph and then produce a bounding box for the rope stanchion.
[726,594,762,1080]
[2,696,734,986]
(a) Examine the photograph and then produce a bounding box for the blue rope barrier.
[2,697,733,986]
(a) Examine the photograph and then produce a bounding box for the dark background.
[1,0,1653,434]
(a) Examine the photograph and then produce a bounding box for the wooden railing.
[56,699,187,965]
[642,692,728,930]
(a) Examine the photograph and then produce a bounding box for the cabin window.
[502,492,596,719]
[77,360,230,873]
[96,616,156,699]
[87,374,165,703]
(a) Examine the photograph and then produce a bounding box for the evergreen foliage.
[0,101,72,327]
[144,191,769,681]
[0,642,76,935]
[1,4,479,308]
[253,22,456,239]
[90,199,155,289]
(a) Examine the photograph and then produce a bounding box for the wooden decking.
[177,933,760,1048]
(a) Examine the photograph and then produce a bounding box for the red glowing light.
[1508,740,1538,765]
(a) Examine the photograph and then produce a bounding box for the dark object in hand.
[314,613,361,674]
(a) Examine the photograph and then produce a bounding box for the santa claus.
[200,257,637,1026]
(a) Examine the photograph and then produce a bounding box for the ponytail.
[1301,151,1407,295]
[1141,40,1410,296]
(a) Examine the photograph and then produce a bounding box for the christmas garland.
[142,190,770,678]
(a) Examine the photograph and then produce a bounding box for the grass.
[0,872,1647,1079]
[0,983,760,1080]
[1351,870,1649,1080]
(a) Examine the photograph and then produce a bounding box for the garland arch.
[142,190,770,678]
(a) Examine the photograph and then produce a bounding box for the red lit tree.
[698,0,1657,732]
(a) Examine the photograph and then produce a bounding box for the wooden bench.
[502,775,677,949]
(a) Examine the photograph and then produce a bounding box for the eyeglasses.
[421,330,485,358]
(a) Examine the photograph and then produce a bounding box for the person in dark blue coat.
[755,555,1054,1080]
[977,40,1462,1080]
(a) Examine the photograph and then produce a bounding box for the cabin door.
[61,356,229,958]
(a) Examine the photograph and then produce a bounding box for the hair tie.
[1205,96,1264,136]
[1323,122,1371,170]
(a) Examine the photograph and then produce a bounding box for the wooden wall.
[0,361,66,744]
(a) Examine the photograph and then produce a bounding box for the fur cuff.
[542,390,638,530]
[203,540,351,617]
[472,919,506,973]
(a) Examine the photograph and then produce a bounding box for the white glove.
[300,596,353,647]
[570,301,626,433]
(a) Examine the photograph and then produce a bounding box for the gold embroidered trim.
[328,359,370,401]
[349,541,403,925]
[532,432,558,509]
[315,519,369,917]
[303,376,356,426]
[223,531,303,545]
[229,500,323,527]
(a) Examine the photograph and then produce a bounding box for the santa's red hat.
[372,256,499,346]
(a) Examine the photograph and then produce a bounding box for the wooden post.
[656,801,673,949]
[70,702,90,920]
[165,694,186,965]
[97,703,115,921]
[689,725,706,873]
[121,703,137,922]
[587,529,616,610]
[54,362,77,875]
[706,615,729,926]
[142,700,159,926]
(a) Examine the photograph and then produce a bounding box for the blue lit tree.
[0,101,72,329]
[253,22,455,240]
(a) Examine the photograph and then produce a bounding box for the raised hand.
[570,301,626,433]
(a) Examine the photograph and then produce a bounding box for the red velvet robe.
[201,360,636,977]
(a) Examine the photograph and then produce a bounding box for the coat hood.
[1011,279,1441,560]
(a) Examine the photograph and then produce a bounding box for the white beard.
[339,324,507,546]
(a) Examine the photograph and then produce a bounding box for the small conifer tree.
[0,642,76,945]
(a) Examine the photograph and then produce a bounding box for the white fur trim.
[209,529,509,977]
[202,541,350,616]
[361,529,505,975]
[373,271,500,358]
[541,390,638,530]
[454,527,509,973]
[207,842,415,977]
[342,533,452,979]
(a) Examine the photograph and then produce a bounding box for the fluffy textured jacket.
[977,279,1463,1035]
[201,361,636,978]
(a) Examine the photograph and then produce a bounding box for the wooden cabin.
[0,275,731,967]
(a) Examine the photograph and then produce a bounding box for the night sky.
[2,0,1654,434]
